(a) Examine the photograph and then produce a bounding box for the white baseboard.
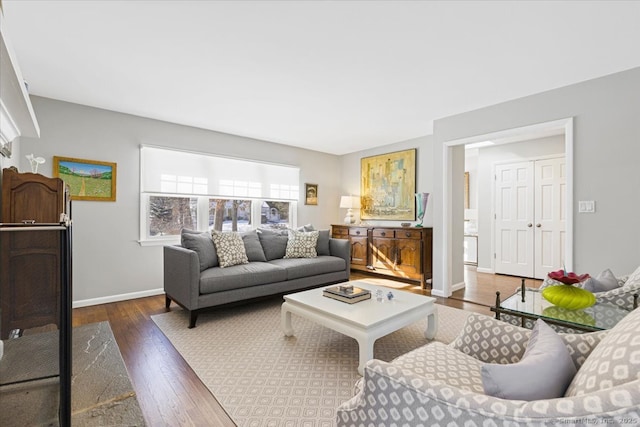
[476,267,494,274]
[451,281,466,292]
[431,289,448,297]
[432,281,466,298]
[73,288,164,308]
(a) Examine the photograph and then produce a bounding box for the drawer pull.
[355,231,360,235]
[405,232,411,237]
[381,232,386,236]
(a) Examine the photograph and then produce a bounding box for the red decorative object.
[548,269,590,285]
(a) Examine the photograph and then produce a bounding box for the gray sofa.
[164,228,350,328]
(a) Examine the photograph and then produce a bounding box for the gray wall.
[433,67,640,296]
[18,97,343,305]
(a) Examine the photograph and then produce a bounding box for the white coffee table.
[281,280,437,375]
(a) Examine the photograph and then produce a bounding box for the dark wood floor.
[72,269,538,426]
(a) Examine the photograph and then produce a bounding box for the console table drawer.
[372,229,392,238]
[397,229,422,240]
[349,228,367,237]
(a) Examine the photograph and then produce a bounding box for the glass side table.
[491,280,634,332]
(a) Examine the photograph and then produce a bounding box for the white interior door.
[534,158,566,279]
[494,162,534,277]
[494,157,565,279]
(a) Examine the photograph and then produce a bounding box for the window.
[140,146,299,243]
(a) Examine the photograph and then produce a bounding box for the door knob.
[536,223,541,228]
[527,223,533,228]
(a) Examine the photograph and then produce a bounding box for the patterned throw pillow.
[284,229,319,259]
[211,230,249,268]
[564,305,640,397]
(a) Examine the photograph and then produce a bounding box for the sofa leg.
[189,311,198,329]
[165,295,172,310]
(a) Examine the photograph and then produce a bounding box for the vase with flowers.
[541,269,596,310]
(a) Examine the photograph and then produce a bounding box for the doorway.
[494,157,565,279]
[438,117,574,300]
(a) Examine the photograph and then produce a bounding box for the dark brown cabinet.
[332,224,432,288]
[1,169,69,339]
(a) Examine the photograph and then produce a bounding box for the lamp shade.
[340,196,360,209]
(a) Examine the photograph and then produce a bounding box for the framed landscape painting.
[360,148,416,221]
[53,156,117,201]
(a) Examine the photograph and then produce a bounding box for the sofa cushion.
[257,228,289,260]
[481,319,577,401]
[268,256,346,280]
[199,262,287,294]
[284,229,319,258]
[211,230,249,268]
[181,229,218,271]
[565,306,640,397]
[583,269,620,293]
[240,230,267,262]
[392,341,485,393]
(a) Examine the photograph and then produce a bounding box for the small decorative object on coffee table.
[542,269,595,310]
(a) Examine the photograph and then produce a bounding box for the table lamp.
[340,195,360,224]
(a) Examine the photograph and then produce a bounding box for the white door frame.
[440,118,573,297]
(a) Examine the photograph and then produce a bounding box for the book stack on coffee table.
[323,284,371,304]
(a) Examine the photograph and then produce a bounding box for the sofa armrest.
[329,238,350,270]
[163,245,200,310]
[337,360,640,426]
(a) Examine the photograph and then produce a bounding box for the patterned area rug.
[152,296,471,427]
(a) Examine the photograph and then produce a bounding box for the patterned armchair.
[336,307,640,426]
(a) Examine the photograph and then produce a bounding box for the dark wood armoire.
[1,168,70,339]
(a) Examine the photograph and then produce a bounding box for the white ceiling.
[3,1,640,155]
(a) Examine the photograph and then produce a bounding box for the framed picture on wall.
[361,148,416,220]
[305,183,318,205]
[53,156,117,201]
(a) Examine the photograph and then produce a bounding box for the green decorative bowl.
[541,284,596,310]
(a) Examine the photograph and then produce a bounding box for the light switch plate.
[578,201,595,213]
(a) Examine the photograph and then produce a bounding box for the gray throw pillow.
[481,319,577,401]
[583,269,620,293]
[316,229,330,256]
[257,228,289,260]
[181,229,218,271]
[241,230,267,262]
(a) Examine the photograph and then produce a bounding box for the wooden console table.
[331,224,432,289]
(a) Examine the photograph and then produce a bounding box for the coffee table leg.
[424,309,438,339]
[355,333,373,376]
[281,303,294,337]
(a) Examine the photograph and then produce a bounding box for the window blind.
[140,145,300,201]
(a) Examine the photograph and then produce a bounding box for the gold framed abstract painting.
[360,148,416,220]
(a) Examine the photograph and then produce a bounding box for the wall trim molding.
[73,288,164,308]
[476,267,494,274]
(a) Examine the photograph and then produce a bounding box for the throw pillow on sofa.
[240,229,267,262]
[284,229,319,258]
[297,224,330,256]
[181,229,218,271]
[211,230,249,268]
[583,269,620,293]
[257,228,289,260]
[481,319,577,401]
